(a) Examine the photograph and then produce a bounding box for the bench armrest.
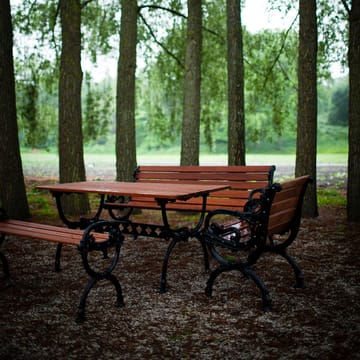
[202,183,282,252]
[203,209,255,251]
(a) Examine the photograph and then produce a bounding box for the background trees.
[2,0,356,221]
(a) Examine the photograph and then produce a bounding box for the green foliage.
[81,0,121,62]
[328,79,348,126]
[27,190,56,218]
[244,28,298,143]
[11,0,350,156]
[83,73,113,145]
[17,69,38,148]
[16,53,58,149]
[317,188,346,207]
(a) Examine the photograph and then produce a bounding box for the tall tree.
[345,0,360,222]
[180,0,202,165]
[227,0,245,165]
[116,0,138,181]
[0,0,30,219]
[295,0,318,217]
[59,0,89,214]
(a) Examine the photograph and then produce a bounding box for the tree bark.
[59,0,89,215]
[295,0,318,217]
[347,0,360,222]
[0,0,30,219]
[116,0,138,181]
[227,0,245,165]
[180,0,202,166]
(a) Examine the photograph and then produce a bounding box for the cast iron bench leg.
[276,249,305,288]
[205,264,272,311]
[0,251,13,287]
[76,274,125,323]
[55,243,62,272]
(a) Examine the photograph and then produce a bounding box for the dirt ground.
[0,175,359,359]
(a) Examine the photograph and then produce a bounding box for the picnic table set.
[0,165,311,322]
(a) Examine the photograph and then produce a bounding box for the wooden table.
[37,181,229,292]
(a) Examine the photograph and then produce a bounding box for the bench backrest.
[133,165,275,211]
[267,175,312,237]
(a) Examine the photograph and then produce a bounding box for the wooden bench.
[103,165,276,289]
[0,210,125,323]
[201,175,312,311]
[105,165,276,214]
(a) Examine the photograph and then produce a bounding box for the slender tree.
[180,0,202,165]
[344,0,360,222]
[227,0,245,165]
[59,0,89,214]
[295,0,318,217]
[116,0,138,181]
[0,0,30,219]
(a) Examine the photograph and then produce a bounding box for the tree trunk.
[59,0,89,215]
[295,0,318,217]
[0,0,30,219]
[347,0,360,222]
[227,0,245,165]
[116,0,138,181]
[180,0,202,166]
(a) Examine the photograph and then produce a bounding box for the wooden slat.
[0,220,108,245]
[127,165,275,213]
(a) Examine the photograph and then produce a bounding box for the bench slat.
[0,220,108,245]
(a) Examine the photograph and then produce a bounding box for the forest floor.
[0,170,359,359]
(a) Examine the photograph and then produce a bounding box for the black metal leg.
[76,278,97,323]
[75,220,125,323]
[205,263,272,311]
[160,238,179,293]
[107,273,125,308]
[76,272,125,324]
[55,243,62,272]
[0,251,13,287]
[198,236,210,272]
[277,249,304,288]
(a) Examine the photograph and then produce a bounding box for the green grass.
[21,150,347,168]
[317,188,346,207]
[21,151,347,177]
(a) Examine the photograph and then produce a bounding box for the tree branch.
[263,13,298,89]
[340,0,350,14]
[139,4,223,39]
[49,2,60,60]
[138,12,184,68]
[81,0,95,9]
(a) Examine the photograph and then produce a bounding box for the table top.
[37,181,229,201]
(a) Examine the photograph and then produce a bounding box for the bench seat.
[0,219,108,245]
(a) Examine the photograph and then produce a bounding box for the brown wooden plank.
[0,220,108,245]
[137,172,271,182]
[136,165,273,173]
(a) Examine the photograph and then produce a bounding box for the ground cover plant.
[0,175,359,359]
